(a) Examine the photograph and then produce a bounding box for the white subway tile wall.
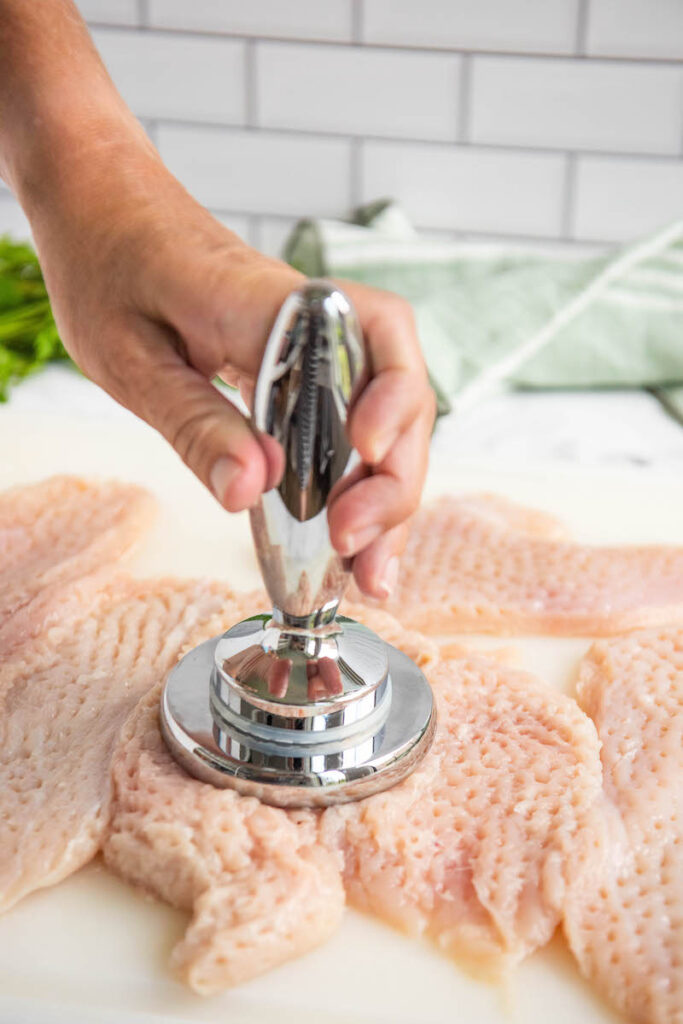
[157,125,351,216]
[362,0,580,54]
[586,0,683,60]
[1,0,682,252]
[255,217,301,259]
[360,141,565,236]
[256,43,461,142]
[573,156,683,241]
[0,195,31,239]
[76,0,139,26]
[91,30,246,123]
[147,0,353,42]
[470,57,683,155]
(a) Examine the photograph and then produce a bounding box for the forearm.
[0,0,154,219]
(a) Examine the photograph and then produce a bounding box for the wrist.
[0,1,155,231]
[15,98,156,226]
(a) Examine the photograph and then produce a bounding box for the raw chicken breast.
[321,651,605,973]
[0,577,234,912]
[101,603,438,993]
[103,595,605,990]
[352,493,683,636]
[0,476,155,656]
[102,680,344,994]
[564,628,683,1024]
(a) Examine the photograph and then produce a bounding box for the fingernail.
[210,456,241,506]
[378,556,400,598]
[341,523,382,556]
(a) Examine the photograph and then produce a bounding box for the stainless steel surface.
[161,635,436,808]
[250,280,365,629]
[213,614,388,720]
[160,278,435,807]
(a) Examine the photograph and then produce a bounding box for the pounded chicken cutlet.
[564,628,683,1024]
[102,679,345,994]
[103,604,605,992]
[2,475,681,1019]
[349,493,683,636]
[0,475,155,656]
[321,651,605,973]
[0,577,238,912]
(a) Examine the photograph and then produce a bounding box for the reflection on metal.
[251,280,365,628]
[161,280,435,807]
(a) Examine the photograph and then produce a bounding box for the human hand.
[22,132,434,600]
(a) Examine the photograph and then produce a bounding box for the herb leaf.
[0,235,72,400]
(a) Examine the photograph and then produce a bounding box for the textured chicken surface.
[0,476,155,656]
[102,680,344,994]
[3,474,682,1016]
[563,629,683,1024]
[101,601,606,992]
[351,493,683,636]
[100,603,446,993]
[320,650,605,973]
[0,577,232,912]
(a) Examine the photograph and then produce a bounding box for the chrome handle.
[250,280,366,629]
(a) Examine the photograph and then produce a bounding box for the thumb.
[113,321,282,512]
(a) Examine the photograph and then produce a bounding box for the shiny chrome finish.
[250,280,365,629]
[160,279,435,807]
[161,636,435,808]
[213,614,389,723]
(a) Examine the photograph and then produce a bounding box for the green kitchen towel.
[284,202,683,424]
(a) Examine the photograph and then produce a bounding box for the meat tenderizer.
[160,280,435,807]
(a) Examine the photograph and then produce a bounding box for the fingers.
[322,283,433,599]
[328,406,432,556]
[352,522,409,599]
[154,238,303,381]
[267,658,291,698]
[340,281,430,466]
[154,364,274,512]
[350,370,427,465]
[103,317,281,512]
[306,658,343,700]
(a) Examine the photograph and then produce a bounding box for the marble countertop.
[6,364,683,475]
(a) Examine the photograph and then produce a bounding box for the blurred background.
[1,0,683,470]
[1,0,682,254]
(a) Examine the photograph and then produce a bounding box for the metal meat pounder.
[160,280,435,807]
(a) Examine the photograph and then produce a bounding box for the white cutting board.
[1,405,682,1024]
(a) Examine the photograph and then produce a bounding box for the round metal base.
[160,625,436,808]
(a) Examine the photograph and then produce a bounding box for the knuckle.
[169,407,219,471]
[394,481,420,523]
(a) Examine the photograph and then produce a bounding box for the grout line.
[245,40,257,128]
[204,208,614,247]
[575,0,590,56]
[137,0,149,28]
[82,23,683,66]
[247,214,261,248]
[351,0,363,44]
[149,116,683,163]
[457,54,471,143]
[210,208,295,226]
[143,119,159,146]
[561,153,577,238]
